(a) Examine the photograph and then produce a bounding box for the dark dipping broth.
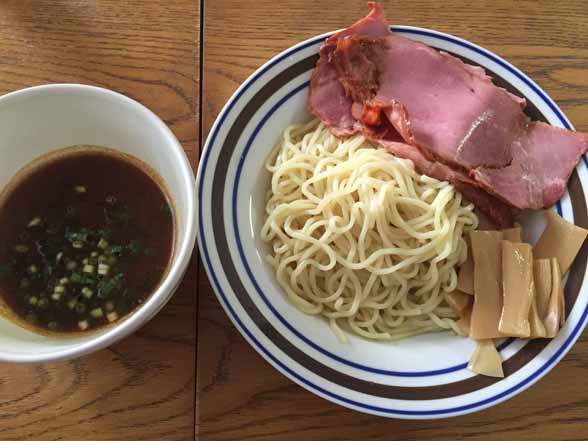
[0,146,174,334]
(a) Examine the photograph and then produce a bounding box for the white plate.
[196,27,588,418]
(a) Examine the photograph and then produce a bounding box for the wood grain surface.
[0,1,199,440]
[196,1,588,440]
[1,0,587,439]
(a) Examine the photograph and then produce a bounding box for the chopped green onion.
[97,238,109,249]
[81,287,94,298]
[98,263,110,276]
[78,320,89,330]
[83,264,95,274]
[28,217,42,228]
[51,293,61,301]
[72,273,97,285]
[67,298,78,310]
[90,307,103,318]
[38,298,49,309]
[75,303,86,314]
[14,244,29,253]
[106,311,119,322]
[66,261,78,271]
[98,255,107,263]
[28,265,38,274]
[59,277,69,285]
[75,185,86,194]
[98,273,124,298]
[29,296,38,306]
[54,285,65,294]
[91,251,99,258]
[72,241,84,249]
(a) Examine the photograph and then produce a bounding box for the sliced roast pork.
[332,34,529,170]
[378,140,514,225]
[308,3,389,137]
[308,2,588,218]
[473,123,588,208]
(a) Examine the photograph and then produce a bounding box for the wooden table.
[0,1,587,440]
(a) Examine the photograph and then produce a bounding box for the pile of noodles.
[261,120,478,341]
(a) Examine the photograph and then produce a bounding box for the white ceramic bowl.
[0,84,196,363]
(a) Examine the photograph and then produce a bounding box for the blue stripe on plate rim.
[198,26,586,416]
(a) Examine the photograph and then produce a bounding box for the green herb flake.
[65,227,92,244]
[90,307,104,318]
[98,273,124,298]
[83,275,98,285]
[70,272,97,285]
[109,245,124,256]
[127,240,142,257]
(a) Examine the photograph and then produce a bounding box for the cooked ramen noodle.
[261,120,478,341]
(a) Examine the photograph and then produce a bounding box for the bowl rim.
[0,83,197,363]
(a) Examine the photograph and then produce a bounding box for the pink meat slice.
[309,4,588,211]
[309,2,588,215]
[332,33,588,209]
[332,34,529,170]
[377,140,513,226]
[307,2,389,137]
[308,3,514,225]
[375,37,528,170]
[473,123,588,209]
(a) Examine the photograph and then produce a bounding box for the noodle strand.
[261,120,478,341]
